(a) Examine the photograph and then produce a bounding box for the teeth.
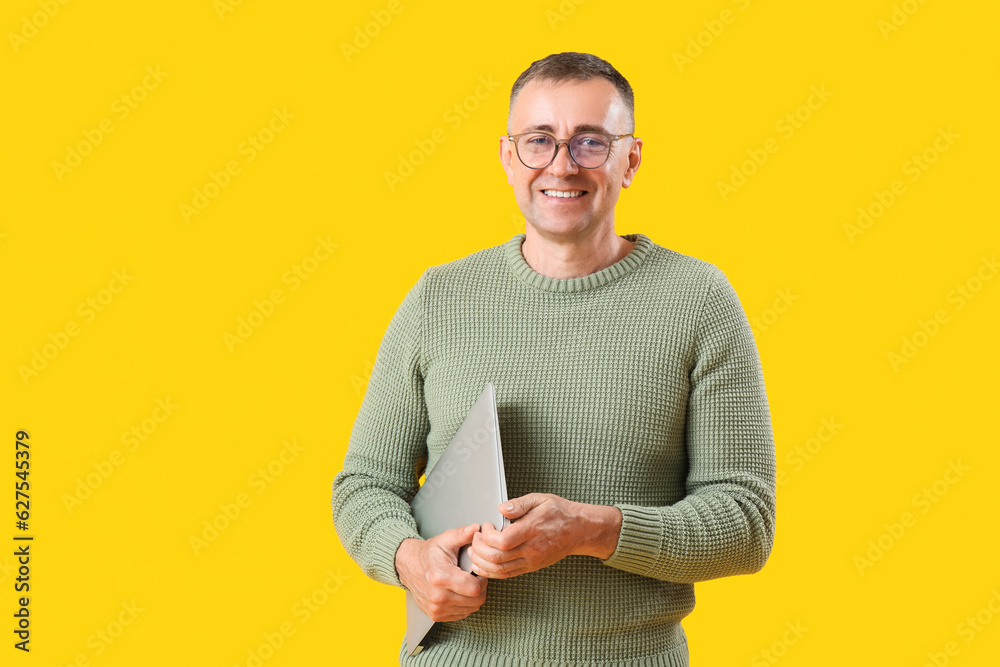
[543,190,584,198]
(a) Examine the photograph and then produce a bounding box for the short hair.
[507,52,635,133]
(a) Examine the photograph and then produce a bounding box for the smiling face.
[499,77,641,241]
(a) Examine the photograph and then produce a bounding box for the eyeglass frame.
[506,131,635,170]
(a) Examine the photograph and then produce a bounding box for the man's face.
[499,78,641,239]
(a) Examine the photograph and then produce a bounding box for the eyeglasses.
[507,131,634,169]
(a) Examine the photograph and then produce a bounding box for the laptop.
[405,382,510,656]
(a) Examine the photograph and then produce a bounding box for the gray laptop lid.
[404,382,509,656]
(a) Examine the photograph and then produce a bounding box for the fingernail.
[504,503,513,511]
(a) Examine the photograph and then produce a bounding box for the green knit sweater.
[331,232,776,666]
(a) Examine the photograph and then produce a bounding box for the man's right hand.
[395,524,487,622]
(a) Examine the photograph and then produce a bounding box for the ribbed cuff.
[370,519,422,588]
[601,504,666,577]
[399,634,690,666]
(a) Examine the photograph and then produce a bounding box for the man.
[331,52,776,666]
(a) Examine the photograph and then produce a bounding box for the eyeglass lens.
[516,133,612,168]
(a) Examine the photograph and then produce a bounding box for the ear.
[499,135,515,187]
[621,137,642,189]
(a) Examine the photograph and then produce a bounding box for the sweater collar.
[503,232,652,293]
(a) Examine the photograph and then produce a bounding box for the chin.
[527,219,593,236]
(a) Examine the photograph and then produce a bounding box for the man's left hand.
[468,493,622,579]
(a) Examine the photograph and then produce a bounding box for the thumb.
[436,523,480,553]
[498,494,542,519]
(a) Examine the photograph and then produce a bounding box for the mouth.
[541,189,587,199]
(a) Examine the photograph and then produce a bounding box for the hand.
[394,524,488,622]
[468,493,623,579]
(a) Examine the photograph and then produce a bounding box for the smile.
[542,190,586,198]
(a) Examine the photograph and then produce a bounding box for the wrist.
[575,503,623,560]
[395,537,420,587]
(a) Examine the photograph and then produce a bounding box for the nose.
[546,140,579,177]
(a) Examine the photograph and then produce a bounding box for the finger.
[451,571,486,605]
[498,493,545,520]
[468,539,497,569]
[434,523,480,555]
[470,527,498,551]
[418,588,486,622]
[424,597,486,623]
[479,518,531,551]
[438,566,488,599]
[469,533,526,571]
[472,554,530,579]
[480,521,500,541]
[472,530,506,557]
[468,535,502,571]
[471,558,507,579]
[469,528,486,555]
[430,606,482,623]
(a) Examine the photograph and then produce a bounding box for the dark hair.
[507,52,635,133]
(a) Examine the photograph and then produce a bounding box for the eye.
[523,134,554,146]
[575,134,608,149]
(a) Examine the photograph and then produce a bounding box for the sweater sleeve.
[331,271,430,589]
[602,268,777,583]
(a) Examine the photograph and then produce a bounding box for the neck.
[520,224,635,279]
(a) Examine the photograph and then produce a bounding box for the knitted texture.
[331,232,776,666]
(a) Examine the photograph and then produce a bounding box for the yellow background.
[3,0,998,664]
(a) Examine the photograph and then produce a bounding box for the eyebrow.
[520,123,608,134]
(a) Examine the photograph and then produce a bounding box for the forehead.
[510,78,627,133]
